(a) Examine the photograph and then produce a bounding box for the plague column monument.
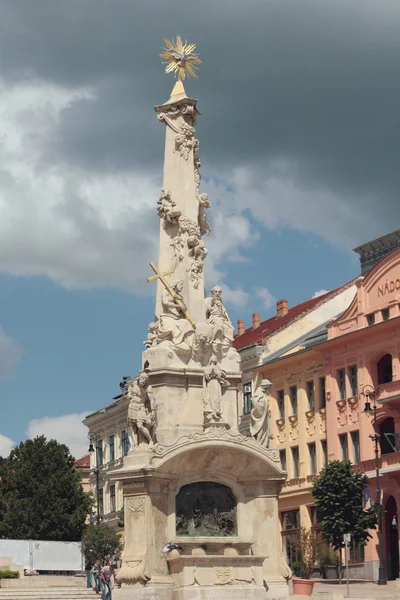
[112,37,290,600]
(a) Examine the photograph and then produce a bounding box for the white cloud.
[219,284,250,310]
[0,327,23,379]
[256,287,276,309]
[27,412,90,459]
[0,434,14,457]
[312,289,329,298]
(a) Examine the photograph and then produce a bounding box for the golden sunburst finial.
[160,36,201,81]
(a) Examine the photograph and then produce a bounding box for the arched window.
[380,418,395,455]
[377,354,393,385]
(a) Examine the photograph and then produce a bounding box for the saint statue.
[205,286,235,356]
[250,379,273,448]
[126,371,156,447]
[158,279,194,353]
[203,355,229,422]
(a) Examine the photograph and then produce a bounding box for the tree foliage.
[312,460,377,551]
[0,436,91,541]
[81,524,122,566]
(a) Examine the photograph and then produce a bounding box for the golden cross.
[147,262,196,328]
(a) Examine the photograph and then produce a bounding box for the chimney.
[276,299,288,317]
[237,319,245,335]
[252,313,260,329]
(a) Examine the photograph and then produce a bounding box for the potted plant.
[292,526,322,596]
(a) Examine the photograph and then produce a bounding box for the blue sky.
[0,0,399,457]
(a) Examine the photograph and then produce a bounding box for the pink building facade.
[321,246,400,580]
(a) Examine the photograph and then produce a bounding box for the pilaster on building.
[233,227,400,582]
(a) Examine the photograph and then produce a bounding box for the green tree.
[0,436,91,541]
[312,461,377,579]
[81,524,122,566]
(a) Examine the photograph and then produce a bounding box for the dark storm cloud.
[1,0,400,241]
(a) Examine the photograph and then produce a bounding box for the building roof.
[75,454,90,468]
[233,285,351,351]
[353,228,400,276]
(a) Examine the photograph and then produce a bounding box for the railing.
[358,450,400,474]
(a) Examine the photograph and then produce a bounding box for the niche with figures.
[176,481,237,537]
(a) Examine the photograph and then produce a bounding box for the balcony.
[358,450,400,477]
[376,380,400,404]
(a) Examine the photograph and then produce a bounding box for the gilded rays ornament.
[160,36,201,81]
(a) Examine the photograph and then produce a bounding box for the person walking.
[91,559,101,595]
[84,560,92,589]
[100,561,114,600]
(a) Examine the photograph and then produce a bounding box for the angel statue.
[126,371,156,447]
[250,379,274,448]
[203,355,229,423]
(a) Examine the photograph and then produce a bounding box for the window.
[321,440,328,467]
[348,365,358,398]
[378,354,393,384]
[337,369,345,400]
[110,484,116,513]
[319,377,326,409]
[242,382,252,415]
[280,449,287,472]
[290,386,298,416]
[292,446,300,479]
[349,541,365,563]
[339,433,348,462]
[308,443,317,475]
[306,380,315,411]
[281,510,300,568]
[379,418,396,455]
[96,439,103,466]
[98,489,104,516]
[121,430,130,457]
[109,435,115,462]
[382,308,390,322]
[277,390,285,419]
[351,431,360,463]
[367,313,375,326]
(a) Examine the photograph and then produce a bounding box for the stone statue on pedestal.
[158,279,194,354]
[205,286,235,357]
[250,379,273,448]
[203,355,229,423]
[126,371,156,447]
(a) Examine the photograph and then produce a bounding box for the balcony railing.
[358,450,400,475]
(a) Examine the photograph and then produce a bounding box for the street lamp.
[88,432,101,525]
[363,384,387,586]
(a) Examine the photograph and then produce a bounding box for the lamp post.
[363,384,387,585]
[88,432,101,525]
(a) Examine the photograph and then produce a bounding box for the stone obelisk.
[112,37,290,600]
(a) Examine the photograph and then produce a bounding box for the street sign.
[343,533,351,544]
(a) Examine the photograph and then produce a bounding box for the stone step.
[0,590,96,598]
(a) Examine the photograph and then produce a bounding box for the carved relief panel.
[336,400,347,426]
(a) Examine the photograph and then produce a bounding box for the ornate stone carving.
[336,400,347,426]
[143,320,159,348]
[126,495,146,513]
[157,189,181,227]
[126,371,156,447]
[288,415,299,441]
[175,122,196,160]
[170,216,208,287]
[276,418,286,443]
[205,286,236,359]
[319,408,326,433]
[191,322,214,364]
[154,427,281,464]
[348,397,359,424]
[203,355,229,424]
[117,494,149,586]
[305,410,316,436]
[250,379,273,448]
[215,567,232,584]
[176,481,237,537]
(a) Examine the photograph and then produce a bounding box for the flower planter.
[292,577,315,596]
